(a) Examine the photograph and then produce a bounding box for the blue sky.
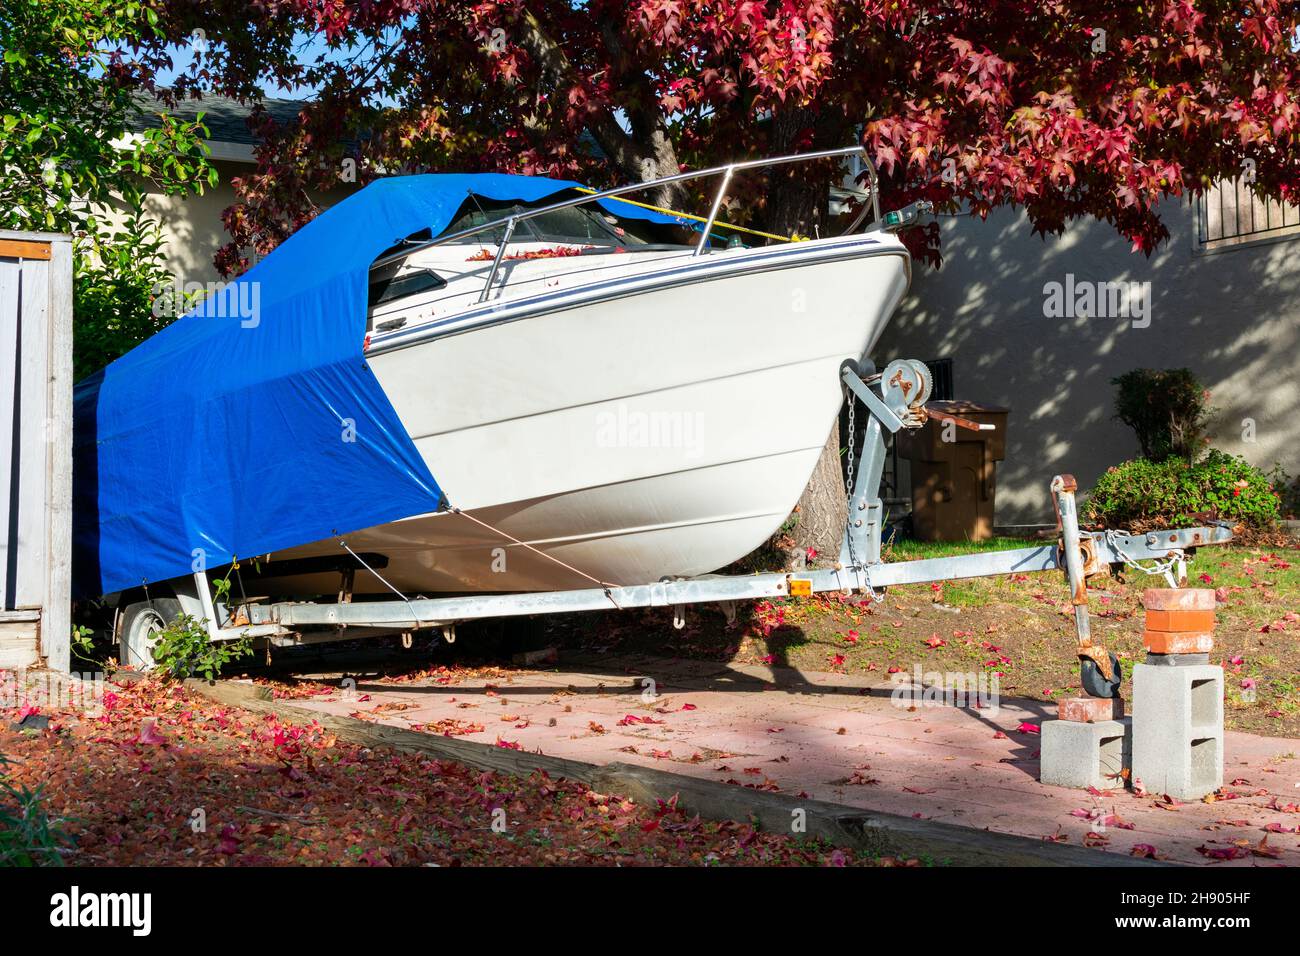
[153,30,397,103]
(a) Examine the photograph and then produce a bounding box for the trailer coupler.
[1047,473,1230,697]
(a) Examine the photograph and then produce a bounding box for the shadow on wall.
[875,201,1300,525]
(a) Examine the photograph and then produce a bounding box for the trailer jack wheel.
[1079,651,1122,699]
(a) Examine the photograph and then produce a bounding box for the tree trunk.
[767,106,849,565]
[790,426,849,565]
[766,108,833,240]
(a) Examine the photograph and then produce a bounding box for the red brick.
[1144,608,1216,632]
[1057,697,1124,722]
[1142,588,1215,612]
[1143,630,1214,654]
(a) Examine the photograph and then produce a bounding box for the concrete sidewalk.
[282,652,1300,866]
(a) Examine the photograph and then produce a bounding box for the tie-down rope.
[450,508,623,609]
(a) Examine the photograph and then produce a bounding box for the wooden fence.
[0,231,73,671]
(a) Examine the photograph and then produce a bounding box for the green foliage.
[71,212,196,378]
[1082,450,1281,530]
[151,614,253,682]
[1110,368,1216,464]
[0,754,70,866]
[0,0,215,234]
[69,623,101,670]
[2,0,217,377]
[1265,463,1300,519]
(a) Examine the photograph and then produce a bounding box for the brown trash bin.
[894,401,1009,542]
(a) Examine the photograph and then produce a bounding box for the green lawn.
[548,539,1300,739]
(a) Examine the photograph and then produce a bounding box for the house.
[122,93,355,282]
[875,189,1300,527]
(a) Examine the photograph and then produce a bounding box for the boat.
[72,147,910,603]
[262,151,911,595]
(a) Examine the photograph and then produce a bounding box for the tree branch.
[515,10,683,205]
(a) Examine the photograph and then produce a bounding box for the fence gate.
[0,231,72,671]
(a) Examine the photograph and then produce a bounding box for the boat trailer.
[149,358,1232,697]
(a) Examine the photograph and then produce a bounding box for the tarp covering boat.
[73,173,685,596]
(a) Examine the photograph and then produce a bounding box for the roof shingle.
[126,91,305,145]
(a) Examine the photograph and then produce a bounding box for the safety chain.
[843,383,859,573]
[1104,529,1184,588]
[845,384,857,498]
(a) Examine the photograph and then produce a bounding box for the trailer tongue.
[120,358,1232,693]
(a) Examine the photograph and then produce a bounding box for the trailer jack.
[1052,474,1121,698]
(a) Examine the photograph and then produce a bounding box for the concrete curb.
[185,677,1164,867]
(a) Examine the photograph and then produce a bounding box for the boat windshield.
[443,197,654,247]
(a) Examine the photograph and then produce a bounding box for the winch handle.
[924,407,996,432]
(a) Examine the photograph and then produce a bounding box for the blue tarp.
[73,173,684,596]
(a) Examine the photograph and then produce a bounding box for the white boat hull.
[260,234,910,595]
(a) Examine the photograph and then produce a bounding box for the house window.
[1194,178,1300,253]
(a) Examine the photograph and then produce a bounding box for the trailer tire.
[1079,651,1122,699]
[119,598,183,671]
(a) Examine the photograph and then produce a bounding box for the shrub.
[0,754,69,866]
[72,213,193,380]
[152,615,253,682]
[1082,450,1281,530]
[1111,368,1215,464]
[1266,463,1300,519]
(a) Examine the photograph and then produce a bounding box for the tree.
[141,0,1300,556]
[0,0,215,373]
[1110,367,1216,465]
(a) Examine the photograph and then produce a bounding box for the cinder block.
[1131,663,1223,801]
[1057,696,1124,722]
[1144,608,1216,632]
[1143,630,1214,654]
[1040,718,1131,790]
[1142,588,1215,611]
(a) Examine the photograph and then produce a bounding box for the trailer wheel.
[119,598,183,671]
[1079,652,1122,699]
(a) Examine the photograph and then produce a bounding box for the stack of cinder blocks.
[1131,589,1223,800]
[1040,587,1225,796]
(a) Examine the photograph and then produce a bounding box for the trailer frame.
[127,357,1232,691]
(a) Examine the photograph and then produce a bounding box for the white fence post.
[0,231,73,672]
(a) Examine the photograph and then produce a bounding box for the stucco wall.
[116,159,357,283]
[874,200,1300,525]
[138,159,248,283]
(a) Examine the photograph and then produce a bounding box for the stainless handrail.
[369,145,881,304]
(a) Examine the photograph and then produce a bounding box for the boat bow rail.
[369,145,884,304]
[160,356,1233,692]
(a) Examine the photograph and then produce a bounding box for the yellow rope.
[573,187,805,243]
